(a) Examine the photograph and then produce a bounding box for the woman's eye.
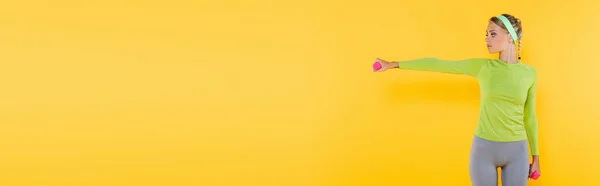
[491,33,496,37]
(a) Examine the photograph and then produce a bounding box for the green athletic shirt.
[395,57,539,155]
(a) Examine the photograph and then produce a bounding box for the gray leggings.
[470,136,529,186]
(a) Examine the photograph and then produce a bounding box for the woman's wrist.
[532,155,540,162]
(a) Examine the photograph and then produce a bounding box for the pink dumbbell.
[530,171,540,180]
[373,61,382,71]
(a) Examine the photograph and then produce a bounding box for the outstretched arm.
[375,57,488,77]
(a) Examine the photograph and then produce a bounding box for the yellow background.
[1,0,598,185]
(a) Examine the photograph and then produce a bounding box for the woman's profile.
[373,14,541,186]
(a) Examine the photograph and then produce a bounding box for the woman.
[373,14,540,186]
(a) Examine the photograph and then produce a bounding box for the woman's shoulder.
[518,62,538,81]
[520,62,538,73]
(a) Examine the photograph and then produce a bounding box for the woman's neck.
[499,47,519,64]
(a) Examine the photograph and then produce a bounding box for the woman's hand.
[529,156,541,179]
[373,58,398,72]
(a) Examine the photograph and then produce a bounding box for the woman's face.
[485,21,511,54]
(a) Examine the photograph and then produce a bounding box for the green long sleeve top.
[396,58,539,155]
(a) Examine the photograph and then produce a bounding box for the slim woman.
[374,14,540,186]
